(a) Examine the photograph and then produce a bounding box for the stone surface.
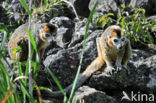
[89,0,118,13]
[130,0,156,16]
[68,18,92,47]
[41,30,103,90]
[2,0,28,23]
[41,29,156,102]
[48,4,76,20]
[50,17,75,48]
[74,86,117,103]
[88,49,156,101]
[68,0,90,18]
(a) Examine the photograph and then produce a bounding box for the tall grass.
[0,0,41,102]
[0,31,33,103]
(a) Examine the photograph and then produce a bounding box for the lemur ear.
[121,29,126,36]
[107,29,111,39]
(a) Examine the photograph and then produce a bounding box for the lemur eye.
[45,33,51,37]
[113,39,118,43]
[121,38,125,41]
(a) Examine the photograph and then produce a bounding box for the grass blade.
[39,86,53,92]
[0,31,7,51]
[26,28,37,53]
[68,0,98,102]
[46,67,67,97]
[19,80,35,102]
[20,0,32,18]
[27,27,40,78]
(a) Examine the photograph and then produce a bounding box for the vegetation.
[32,0,62,15]
[95,4,156,46]
[0,0,98,103]
[1,0,155,103]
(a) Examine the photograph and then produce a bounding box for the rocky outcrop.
[130,0,156,16]
[89,0,118,13]
[74,86,117,103]
[50,17,75,48]
[39,25,156,102]
[68,0,90,18]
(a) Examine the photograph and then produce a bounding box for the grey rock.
[88,48,156,93]
[130,0,156,15]
[89,0,118,13]
[50,17,75,48]
[2,0,28,24]
[42,99,61,103]
[89,0,131,13]
[68,0,90,18]
[49,4,76,20]
[42,30,103,90]
[0,4,17,26]
[68,18,92,47]
[74,86,117,103]
[34,4,76,23]
[50,16,75,28]
[148,15,156,21]
[39,29,156,102]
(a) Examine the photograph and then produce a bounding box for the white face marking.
[45,32,57,43]
[112,36,126,49]
[46,36,53,43]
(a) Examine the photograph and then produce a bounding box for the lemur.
[8,23,57,62]
[45,25,132,99]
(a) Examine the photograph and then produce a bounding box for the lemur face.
[39,23,57,43]
[107,26,126,50]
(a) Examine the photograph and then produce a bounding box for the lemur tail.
[46,57,105,99]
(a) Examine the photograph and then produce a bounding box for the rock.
[68,18,92,47]
[116,0,131,6]
[39,4,76,22]
[74,86,117,103]
[68,0,90,18]
[148,15,156,21]
[89,0,118,13]
[43,100,61,103]
[89,0,128,29]
[40,30,103,90]
[3,1,76,23]
[0,4,16,26]
[41,28,156,102]
[50,4,76,20]
[130,0,156,16]
[50,17,75,48]
[2,0,29,23]
[89,0,131,13]
[88,48,156,101]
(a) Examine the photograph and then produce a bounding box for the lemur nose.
[119,46,123,49]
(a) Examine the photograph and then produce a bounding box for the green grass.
[0,0,41,102]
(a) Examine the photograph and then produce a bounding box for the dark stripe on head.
[113,29,122,38]
[46,23,57,33]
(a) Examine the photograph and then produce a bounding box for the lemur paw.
[116,65,122,72]
[104,66,115,75]
[115,63,122,72]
